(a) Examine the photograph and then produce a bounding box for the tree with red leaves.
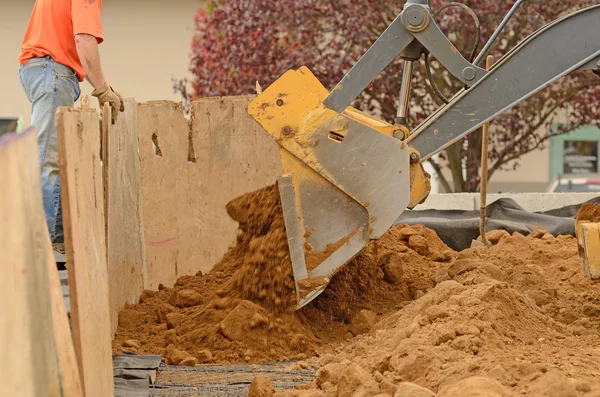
[175,0,599,192]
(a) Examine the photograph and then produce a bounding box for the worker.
[18,0,124,263]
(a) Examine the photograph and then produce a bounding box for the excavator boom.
[248,1,600,309]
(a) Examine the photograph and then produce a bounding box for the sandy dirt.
[114,185,447,363]
[289,231,600,396]
[113,185,600,396]
[576,202,600,222]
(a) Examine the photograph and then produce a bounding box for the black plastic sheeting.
[395,196,600,251]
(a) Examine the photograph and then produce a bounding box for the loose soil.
[114,184,446,363]
[576,202,600,222]
[114,185,600,396]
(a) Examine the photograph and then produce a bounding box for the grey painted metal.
[277,176,308,302]
[323,1,489,113]
[412,22,487,86]
[309,119,411,237]
[309,230,366,279]
[281,160,367,308]
[323,12,415,113]
[297,169,366,253]
[396,60,414,125]
[407,4,600,161]
[462,67,476,81]
[399,38,426,61]
[408,9,425,26]
[403,5,430,32]
[297,285,328,309]
[575,56,600,73]
[474,0,527,66]
[274,116,411,308]
[278,158,368,309]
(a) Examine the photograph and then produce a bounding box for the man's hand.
[92,83,124,124]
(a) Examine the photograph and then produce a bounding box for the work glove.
[92,83,125,124]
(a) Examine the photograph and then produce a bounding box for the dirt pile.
[281,231,600,396]
[114,183,600,395]
[113,184,452,363]
[576,202,600,222]
[222,185,296,312]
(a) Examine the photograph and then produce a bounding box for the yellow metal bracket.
[575,220,600,280]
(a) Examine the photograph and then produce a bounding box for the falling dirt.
[114,184,600,396]
[298,276,328,300]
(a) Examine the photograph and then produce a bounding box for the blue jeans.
[19,56,81,244]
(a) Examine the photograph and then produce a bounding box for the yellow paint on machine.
[247,66,428,202]
[576,220,600,279]
[248,66,405,140]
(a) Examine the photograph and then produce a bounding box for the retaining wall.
[413,193,599,212]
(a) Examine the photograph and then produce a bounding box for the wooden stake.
[480,55,494,247]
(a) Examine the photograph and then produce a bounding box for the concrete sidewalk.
[413,192,599,212]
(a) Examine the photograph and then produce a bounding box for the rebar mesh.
[150,362,316,397]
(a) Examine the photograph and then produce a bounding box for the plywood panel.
[57,108,115,397]
[188,96,282,274]
[47,231,84,397]
[136,96,281,288]
[102,100,147,334]
[137,101,189,289]
[0,129,81,397]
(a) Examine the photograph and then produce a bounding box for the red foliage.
[175,0,600,192]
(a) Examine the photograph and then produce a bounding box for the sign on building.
[563,140,598,174]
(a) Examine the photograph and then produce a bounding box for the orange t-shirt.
[19,0,103,82]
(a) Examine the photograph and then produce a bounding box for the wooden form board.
[102,99,146,334]
[137,101,190,289]
[136,96,281,289]
[57,107,115,397]
[47,236,84,397]
[0,129,82,397]
[189,96,282,272]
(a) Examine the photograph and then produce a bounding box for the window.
[563,140,598,174]
[549,125,600,180]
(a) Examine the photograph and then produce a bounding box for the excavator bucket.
[248,67,413,309]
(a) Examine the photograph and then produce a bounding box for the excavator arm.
[248,1,600,309]
[408,4,600,161]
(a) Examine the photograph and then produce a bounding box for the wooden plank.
[136,96,281,287]
[46,228,84,396]
[57,107,115,397]
[0,129,77,396]
[188,96,282,274]
[137,101,189,289]
[102,100,147,334]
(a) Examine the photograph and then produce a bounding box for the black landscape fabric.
[395,196,600,251]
